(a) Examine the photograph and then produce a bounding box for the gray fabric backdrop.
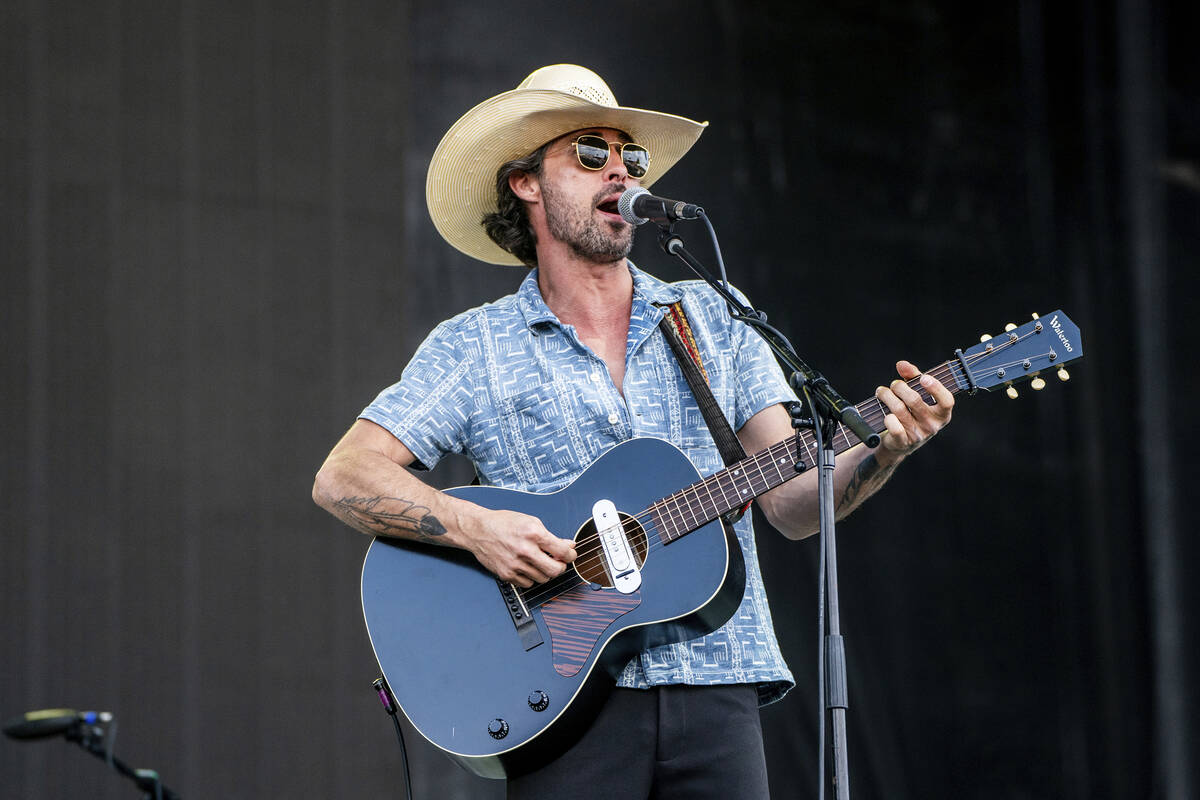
[3,0,1197,797]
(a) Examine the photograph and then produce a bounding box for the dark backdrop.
[3,1,1197,797]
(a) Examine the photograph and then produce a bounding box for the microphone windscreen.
[3,709,80,740]
[618,187,650,226]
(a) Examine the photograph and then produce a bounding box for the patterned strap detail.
[658,302,750,523]
[657,303,747,468]
[663,302,709,383]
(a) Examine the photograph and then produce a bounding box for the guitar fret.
[766,443,792,486]
[656,495,684,543]
[685,484,707,527]
[802,432,817,464]
[750,451,774,495]
[684,483,708,529]
[725,478,742,511]
[653,356,992,546]
[668,495,690,541]
[703,472,728,518]
[723,465,748,510]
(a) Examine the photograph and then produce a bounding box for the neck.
[537,257,634,333]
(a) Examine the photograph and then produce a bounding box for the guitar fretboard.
[648,359,970,543]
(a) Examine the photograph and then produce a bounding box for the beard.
[540,178,634,264]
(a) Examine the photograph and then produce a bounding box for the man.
[313,64,952,798]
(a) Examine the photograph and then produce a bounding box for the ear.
[509,169,540,203]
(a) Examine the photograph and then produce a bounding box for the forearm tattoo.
[334,495,447,542]
[837,454,897,517]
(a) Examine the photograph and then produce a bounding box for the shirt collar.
[517,262,683,331]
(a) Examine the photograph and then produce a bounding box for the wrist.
[442,502,476,551]
[873,441,907,469]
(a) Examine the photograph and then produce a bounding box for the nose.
[603,142,630,183]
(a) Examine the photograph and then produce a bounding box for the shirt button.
[589,373,601,384]
[607,412,620,425]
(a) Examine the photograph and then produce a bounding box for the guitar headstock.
[955,311,1082,397]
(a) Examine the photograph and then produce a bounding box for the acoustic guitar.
[360,311,1083,778]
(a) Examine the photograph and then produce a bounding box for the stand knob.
[527,690,549,712]
[487,718,509,739]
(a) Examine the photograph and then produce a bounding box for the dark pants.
[507,684,770,800]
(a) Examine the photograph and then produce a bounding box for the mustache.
[592,182,628,207]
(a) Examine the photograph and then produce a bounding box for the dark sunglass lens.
[575,136,610,169]
[622,145,649,177]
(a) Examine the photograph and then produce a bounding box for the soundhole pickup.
[584,500,644,594]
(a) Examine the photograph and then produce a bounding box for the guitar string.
[521,356,968,596]
[514,332,1055,609]
[517,351,1011,610]
[516,341,1042,609]
[514,373,926,609]
[515,380,927,610]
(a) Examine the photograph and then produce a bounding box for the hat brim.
[426,88,707,266]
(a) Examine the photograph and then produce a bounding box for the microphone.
[618,187,704,225]
[3,708,111,740]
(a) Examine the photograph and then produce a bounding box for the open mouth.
[596,198,621,217]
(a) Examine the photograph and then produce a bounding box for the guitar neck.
[650,358,969,543]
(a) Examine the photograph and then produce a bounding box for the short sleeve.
[358,321,477,471]
[680,282,797,431]
[727,296,798,429]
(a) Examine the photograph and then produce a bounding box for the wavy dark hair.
[481,145,548,267]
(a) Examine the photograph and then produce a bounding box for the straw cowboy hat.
[425,64,708,266]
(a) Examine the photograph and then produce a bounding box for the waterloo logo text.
[1049,315,1074,352]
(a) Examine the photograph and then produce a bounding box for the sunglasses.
[566,135,651,178]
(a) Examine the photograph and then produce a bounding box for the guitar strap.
[658,302,752,523]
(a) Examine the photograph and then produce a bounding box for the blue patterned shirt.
[361,264,796,704]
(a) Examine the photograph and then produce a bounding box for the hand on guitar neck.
[872,359,956,465]
[743,359,954,540]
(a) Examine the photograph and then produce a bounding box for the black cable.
[389,712,413,800]
[373,677,413,800]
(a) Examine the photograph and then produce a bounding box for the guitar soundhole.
[573,512,648,588]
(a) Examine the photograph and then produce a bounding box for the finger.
[877,383,916,428]
[506,568,535,589]
[521,544,572,583]
[537,530,578,563]
[895,360,922,379]
[882,411,906,440]
[892,374,949,434]
[889,375,924,408]
[919,373,955,412]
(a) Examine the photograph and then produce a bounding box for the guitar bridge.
[498,580,543,651]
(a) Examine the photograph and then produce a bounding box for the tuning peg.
[1006,385,1019,399]
[980,333,993,343]
[1004,323,1017,332]
[1030,376,1046,390]
[1057,367,1070,382]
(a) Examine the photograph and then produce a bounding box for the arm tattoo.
[333,495,447,542]
[836,454,897,517]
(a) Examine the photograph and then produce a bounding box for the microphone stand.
[656,220,872,800]
[61,716,181,800]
